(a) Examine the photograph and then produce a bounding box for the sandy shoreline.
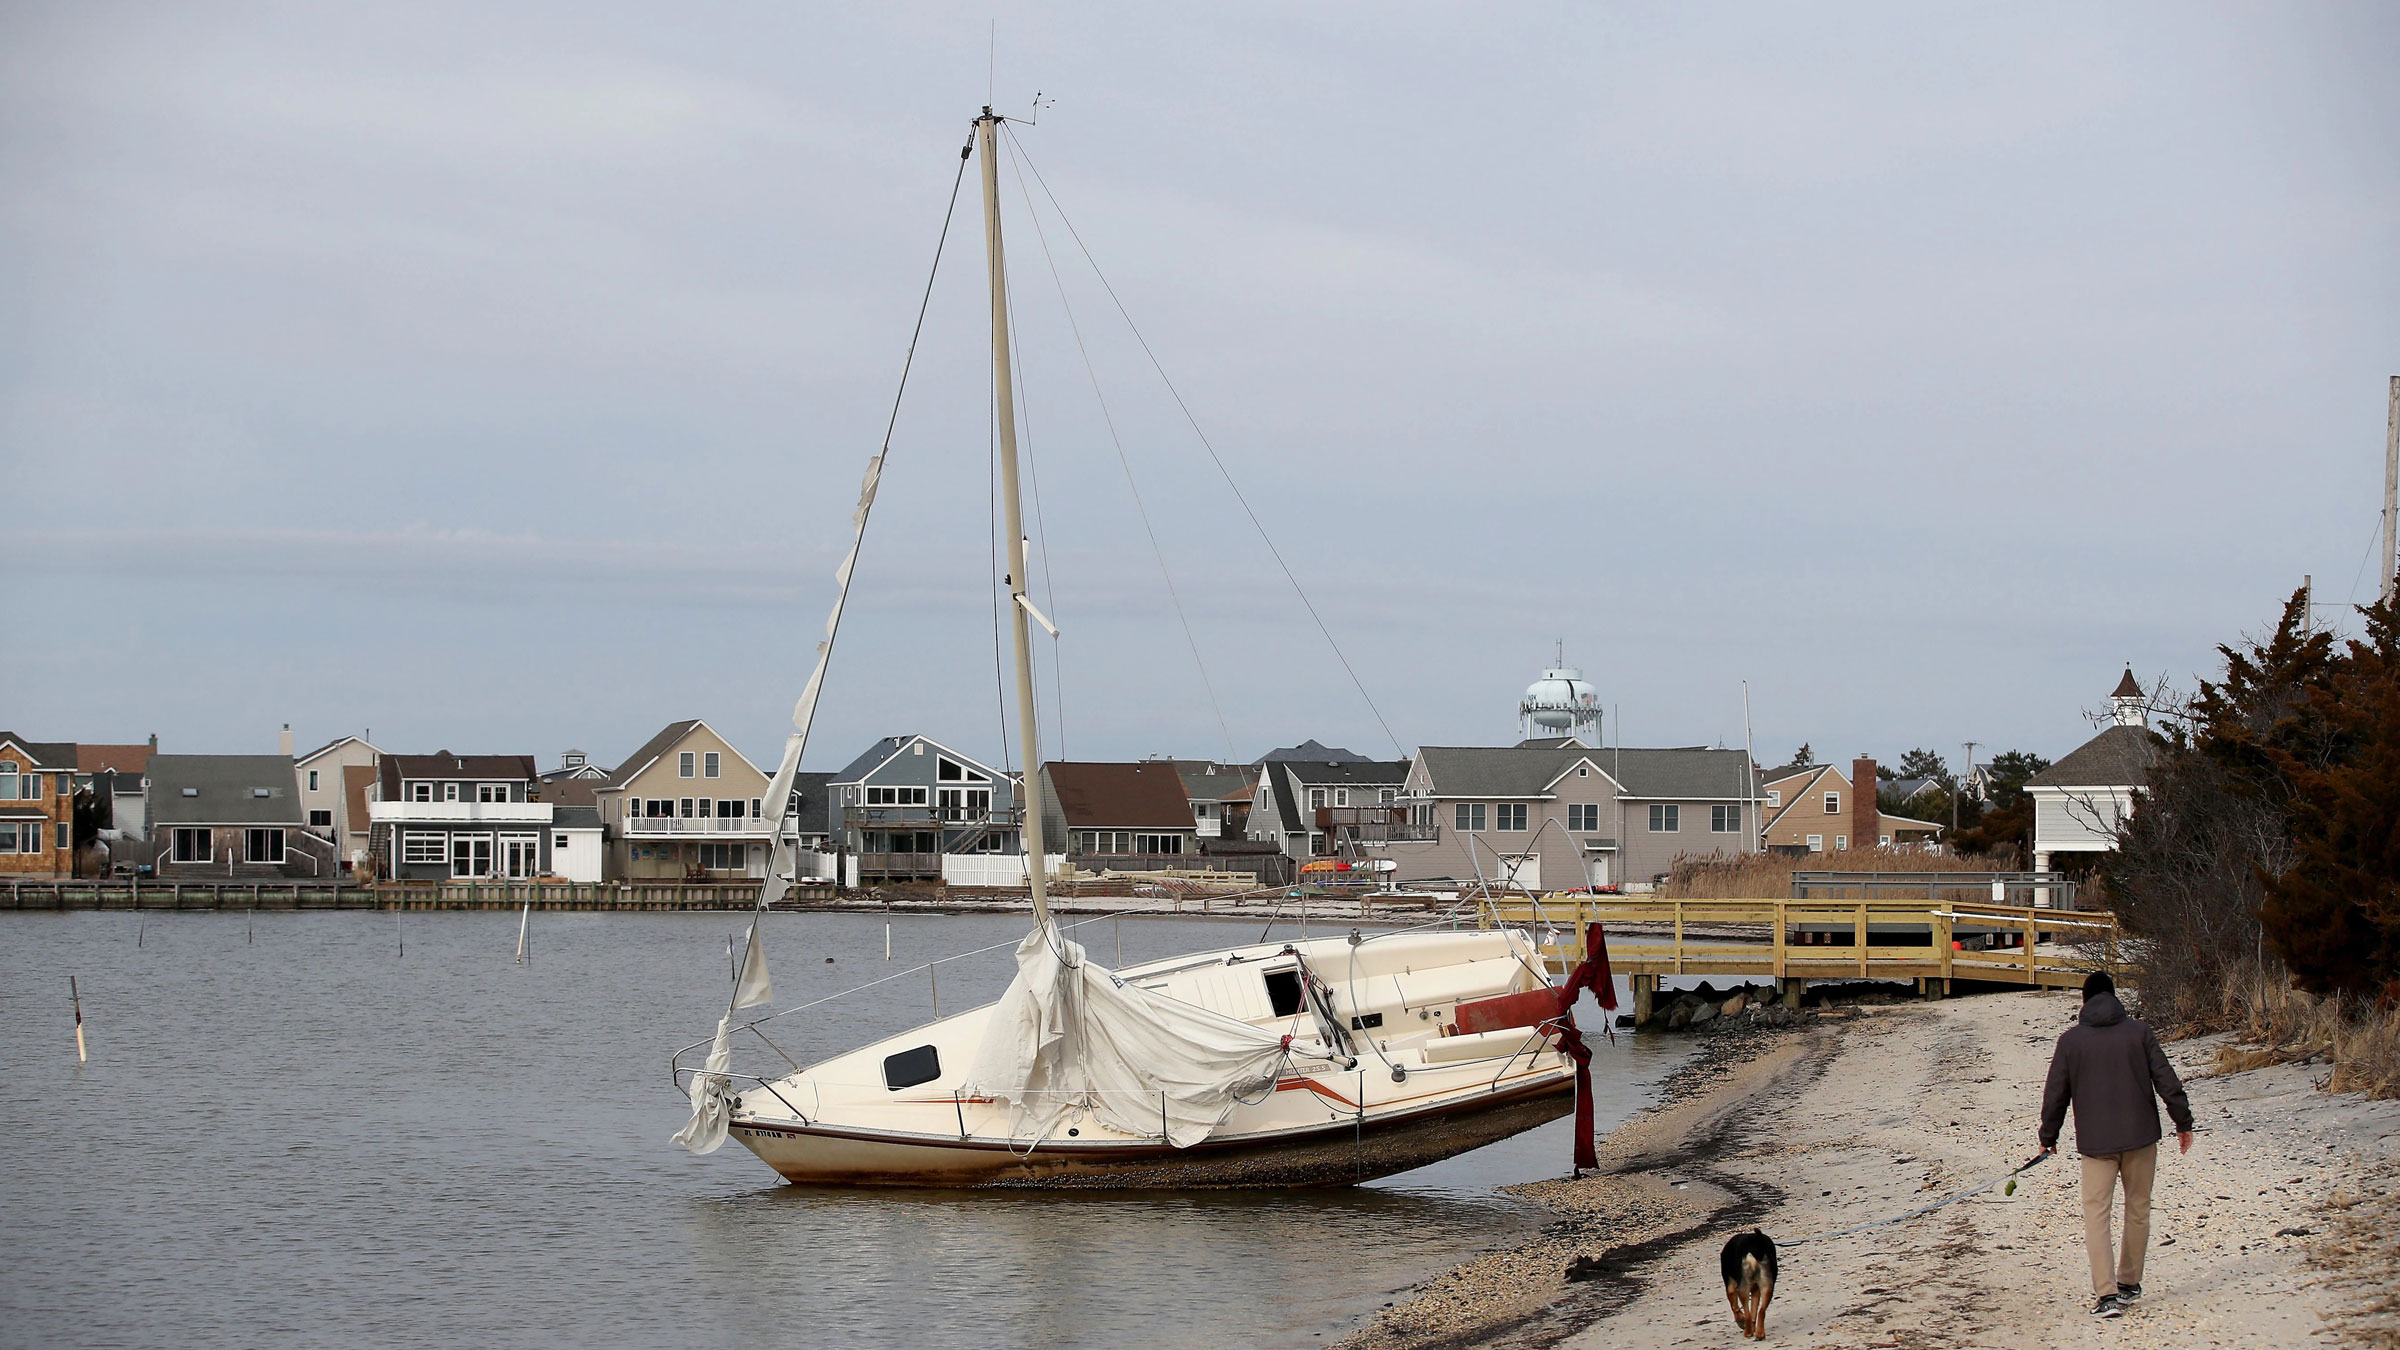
[1342,990,2400,1349]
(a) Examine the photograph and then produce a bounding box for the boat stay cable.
[1000,131,1239,764]
[1000,120,1406,760]
[1001,259,1071,762]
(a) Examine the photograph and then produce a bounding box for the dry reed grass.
[2204,966,2400,1101]
[2312,1160,2400,1347]
[1658,846,2013,900]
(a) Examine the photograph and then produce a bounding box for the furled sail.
[961,922,1337,1148]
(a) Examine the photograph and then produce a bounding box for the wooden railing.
[1481,894,2123,990]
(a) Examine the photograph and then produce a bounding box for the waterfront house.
[828,734,1019,883]
[540,750,609,784]
[294,734,380,864]
[149,753,332,878]
[1385,739,1764,891]
[76,738,155,867]
[1168,759,1258,842]
[368,752,550,881]
[1760,756,1945,854]
[341,764,378,872]
[1037,762,1201,867]
[787,771,837,851]
[594,720,778,881]
[1250,757,1414,862]
[0,734,78,879]
[2025,670,2161,875]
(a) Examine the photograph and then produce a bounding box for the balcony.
[842,806,1020,829]
[621,815,779,837]
[1313,805,1439,843]
[368,800,552,826]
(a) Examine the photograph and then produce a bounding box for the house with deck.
[828,734,1020,883]
[1385,739,1763,891]
[149,754,333,878]
[1759,756,1945,854]
[368,752,550,881]
[594,720,777,881]
[295,734,380,865]
[1250,757,1415,862]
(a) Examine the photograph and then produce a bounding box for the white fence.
[940,854,1069,889]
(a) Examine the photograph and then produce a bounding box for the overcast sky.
[5,2,2395,777]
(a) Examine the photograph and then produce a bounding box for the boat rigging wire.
[1001,245,1070,760]
[1000,130,1239,764]
[1000,121,1407,760]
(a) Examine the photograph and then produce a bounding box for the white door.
[1586,854,1611,888]
[502,835,539,879]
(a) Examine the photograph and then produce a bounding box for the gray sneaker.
[2117,1283,2142,1304]
[2092,1295,2123,1318]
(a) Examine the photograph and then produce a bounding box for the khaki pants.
[2081,1144,2157,1299]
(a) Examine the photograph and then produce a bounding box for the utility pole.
[2384,375,2398,606]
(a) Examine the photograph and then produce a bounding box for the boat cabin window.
[1263,968,1304,1018]
[883,1045,942,1090]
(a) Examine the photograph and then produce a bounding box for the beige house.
[1759,756,1943,854]
[595,720,774,881]
[295,734,380,870]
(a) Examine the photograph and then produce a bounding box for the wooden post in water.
[70,976,85,1064]
[885,922,892,961]
[516,899,531,967]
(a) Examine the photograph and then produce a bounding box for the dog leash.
[1780,1151,2051,1247]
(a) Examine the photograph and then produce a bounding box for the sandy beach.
[1344,990,2400,1349]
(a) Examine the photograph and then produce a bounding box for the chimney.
[1851,756,1878,851]
[148,733,157,750]
[280,723,294,757]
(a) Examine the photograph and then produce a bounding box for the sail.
[671,1015,737,1155]
[960,922,1326,1148]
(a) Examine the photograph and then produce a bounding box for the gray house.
[148,754,334,879]
[1250,757,1416,862]
[828,734,1020,882]
[1385,739,1763,891]
[366,752,551,881]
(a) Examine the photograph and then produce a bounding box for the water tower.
[1518,657,1601,745]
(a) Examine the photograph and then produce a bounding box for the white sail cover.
[961,922,1316,1148]
[671,1016,736,1155]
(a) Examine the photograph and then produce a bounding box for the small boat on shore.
[670,106,1610,1187]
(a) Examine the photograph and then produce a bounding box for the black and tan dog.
[1720,1230,1778,1339]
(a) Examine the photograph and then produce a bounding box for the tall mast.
[977,108,1053,926]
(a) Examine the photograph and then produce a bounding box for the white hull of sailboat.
[715,928,1586,1188]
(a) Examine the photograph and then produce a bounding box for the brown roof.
[342,765,376,835]
[539,777,599,807]
[77,743,152,774]
[1042,761,1198,831]
[2111,669,2144,699]
[379,752,539,796]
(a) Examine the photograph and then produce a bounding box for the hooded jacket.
[2039,991,2195,1156]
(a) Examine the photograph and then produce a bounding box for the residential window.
[246,828,285,863]
[309,809,334,828]
[787,791,801,815]
[680,752,696,778]
[452,835,494,878]
[0,822,16,852]
[444,783,459,802]
[1835,835,1848,850]
[478,783,508,803]
[0,764,16,800]
[704,752,721,778]
[646,799,675,817]
[1135,834,1185,855]
[1567,803,1599,832]
[1410,803,1436,828]
[717,799,742,819]
[17,770,40,801]
[173,827,213,862]
[627,798,641,818]
[1496,803,1527,831]
[1309,788,1327,809]
[699,841,745,871]
[1454,803,1487,832]
[1823,792,1840,815]
[1711,805,1740,832]
[402,833,445,865]
[750,798,762,818]
[410,783,433,802]
[1765,789,1781,808]
[1806,833,1823,852]
[8,822,37,851]
[1649,804,1680,832]
[1335,788,1349,808]
[680,798,696,818]
[553,833,569,851]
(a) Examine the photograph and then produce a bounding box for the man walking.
[2040,972,2196,1318]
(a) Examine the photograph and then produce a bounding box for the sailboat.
[671,108,1614,1187]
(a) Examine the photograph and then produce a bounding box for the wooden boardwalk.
[1482,895,2122,1007]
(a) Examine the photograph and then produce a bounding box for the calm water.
[0,909,1686,1349]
